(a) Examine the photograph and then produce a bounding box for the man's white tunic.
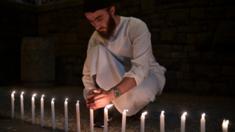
[82,16,166,116]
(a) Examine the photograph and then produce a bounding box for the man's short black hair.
[83,0,119,13]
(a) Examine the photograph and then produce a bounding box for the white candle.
[76,100,81,132]
[20,91,24,120]
[90,109,94,132]
[31,93,37,124]
[51,98,56,130]
[11,91,16,119]
[40,94,45,127]
[200,113,206,132]
[140,111,148,132]
[104,104,113,132]
[180,112,187,132]
[64,98,69,132]
[222,119,229,132]
[121,109,128,132]
[160,111,165,132]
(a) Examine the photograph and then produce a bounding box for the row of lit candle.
[11,91,230,132]
[11,91,81,132]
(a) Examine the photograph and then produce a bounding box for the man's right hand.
[86,88,102,107]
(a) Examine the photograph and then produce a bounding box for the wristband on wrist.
[113,86,121,97]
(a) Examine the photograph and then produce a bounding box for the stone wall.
[38,1,90,85]
[1,0,234,95]
[21,37,55,86]
[0,1,38,85]
[145,0,235,95]
[37,0,235,95]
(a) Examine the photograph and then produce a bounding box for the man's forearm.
[113,77,137,97]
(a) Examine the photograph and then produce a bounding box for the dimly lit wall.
[1,0,235,95]
[143,0,235,95]
[37,0,235,95]
[0,1,38,85]
[38,1,91,85]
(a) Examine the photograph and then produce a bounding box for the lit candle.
[31,93,37,124]
[222,119,229,132]
[64,98,69,132]
[11,91,16,119]
[20,91,24,120]
[90,109,94,132]
[200,113,206,132]
[121,109,128,132]
[76,100,81,132]
[51,98,56,130]
[160,111,165,132]
[104,104,113,132]
[140,111,148,132]
[40,94,45,127]
[180,112,187,132]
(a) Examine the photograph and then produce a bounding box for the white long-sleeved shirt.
[82,16,166,115]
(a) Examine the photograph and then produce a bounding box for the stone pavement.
[0,115,54,132]
[0,86,234,132]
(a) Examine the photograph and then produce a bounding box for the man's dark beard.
[98,14,116,39]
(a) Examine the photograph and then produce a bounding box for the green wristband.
[113,87,121,97]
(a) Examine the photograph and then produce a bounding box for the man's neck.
[113,15,121,28]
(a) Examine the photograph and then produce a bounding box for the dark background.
[0,0,235,95]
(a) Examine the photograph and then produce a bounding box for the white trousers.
[87,45,165,116]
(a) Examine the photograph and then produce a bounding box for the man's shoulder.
[90,31,98,38]
[122,16,148,30]
[87,31,101,47]
[89,31,100,42]
[123,16,149,35]
[122,16,146,26]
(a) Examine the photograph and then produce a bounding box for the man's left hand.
[87,89,115,110]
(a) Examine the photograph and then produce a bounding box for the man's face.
[85,7,116,39]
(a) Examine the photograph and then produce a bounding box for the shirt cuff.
[123,71,143,86]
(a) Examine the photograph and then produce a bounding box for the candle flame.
[123,109,128,114]
[51,98,55,103]
[65,98,69,104]
[65,98,68,102]
[161,110,165,116]
[11,91,16,97]
[105,104,113,109]
[76,100,80,104]
[20,92,24,98]
[222,119,229,128]
[183,112,187,116]
[41,95,45,102]
[181,112,187,120]
[21,91,24,95]
[201,113,206,119]
[141,111,148,118]
[32,93,37,98]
